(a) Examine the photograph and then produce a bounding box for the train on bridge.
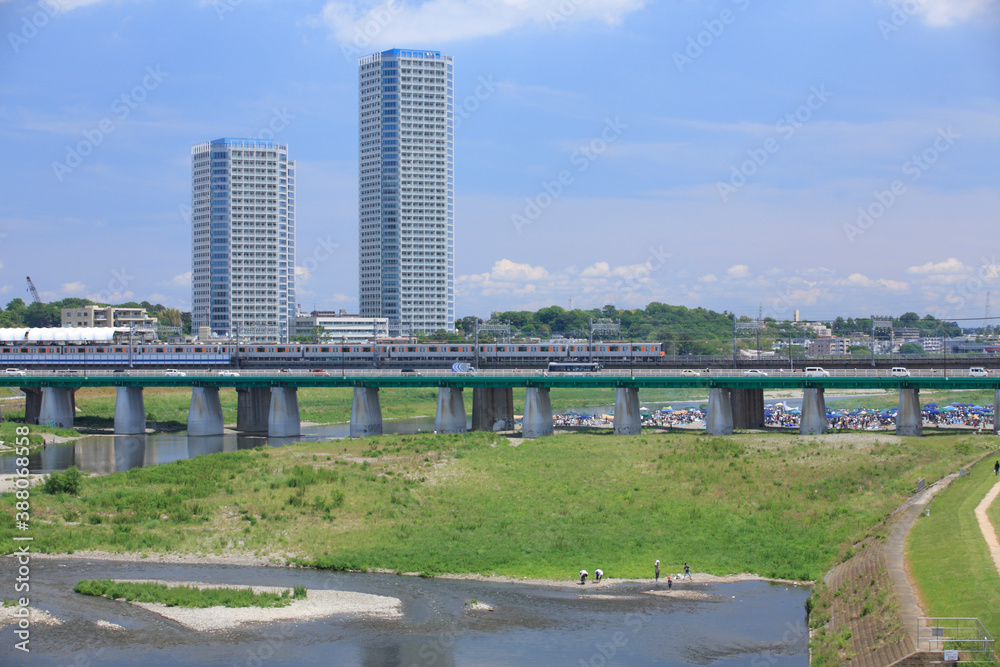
[1,333,995,371]
[0,340,666,369]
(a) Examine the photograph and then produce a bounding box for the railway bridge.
[4,370,999,439]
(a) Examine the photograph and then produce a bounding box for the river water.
[2,402,813,665]
[0,558,809,666]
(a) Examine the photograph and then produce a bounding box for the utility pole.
[871,316,892,369]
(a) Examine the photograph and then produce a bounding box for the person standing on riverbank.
[684,563,691,580]
[580,570,588,584]
[595,568,603,583]
[655,560,660,583]
[667,575,672,590]
[995,460,999,476]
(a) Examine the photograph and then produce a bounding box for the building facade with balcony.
[191,138,295,343]
[358,49,455,335]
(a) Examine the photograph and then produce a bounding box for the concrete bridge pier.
[799,387,829,435]
[350,387,383,437]
[114,386,146,434]
[435,387,467,434]
[613,387,642,435]
[22,387,42,425]
[731,388,765,429]
[897,388,923,437]
[236,387,270,433]
[472,387,515,432]
[268,387,300,438]
[706,388,733,436]
[994,389,1000,435]
[188,387,224,436]
[522,387,554,439]
[39,387,76,429]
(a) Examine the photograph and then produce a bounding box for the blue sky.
[1,0,998,323]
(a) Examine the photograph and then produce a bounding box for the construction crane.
[26,276,42,304]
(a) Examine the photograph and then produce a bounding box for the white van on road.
[890,367,910,378]
[969,367,989,377]
[804,367,830,377]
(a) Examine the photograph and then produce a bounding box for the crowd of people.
[545,401,996,432]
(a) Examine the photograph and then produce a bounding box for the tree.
[899,342,925,355]
[159,308,183,327]
[848,345,870,355]
[898,312,920,327]
[23,302,60,327]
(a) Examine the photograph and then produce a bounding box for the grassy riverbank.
[73,579,306,608]
[907,457,1000,644]
[0,430,991,582]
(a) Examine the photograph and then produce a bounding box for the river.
[0,558,809,666]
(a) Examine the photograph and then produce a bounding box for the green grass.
[907,454,1000,646]
[73,579,306,608]
[0,422,80,448]
[1,430,991,583]
[827,389,997,412]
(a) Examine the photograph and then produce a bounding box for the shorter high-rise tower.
[191,138,295,342]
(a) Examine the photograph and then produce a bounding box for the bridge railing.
[4,367,995,379]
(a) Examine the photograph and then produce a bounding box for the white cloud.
[171,271,192,287]
[490,258,549,282]
[699,274,718,283]
[320,0,649,47]
[726,264,750,279]
[61,281,86,294]
[581,262,611,278]
[906,258,967,275]
[888,0,1000,25]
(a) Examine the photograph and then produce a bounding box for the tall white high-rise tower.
[191,138,295,342]
[358,49,454,335]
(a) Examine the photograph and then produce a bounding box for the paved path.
[884,472,959,646]
[974,473,1000,578]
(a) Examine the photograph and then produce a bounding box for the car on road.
[890,367,910,377]
[969,367,989,377]
[163,369,187,377]
[742,369,768,377]
[400,368,420,375]
[4,368,26,376]
[218,370,240,377]
[311,369,330,376]
[681,369,701,377]
[804,367,830,377]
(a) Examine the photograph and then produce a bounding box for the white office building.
[293,311,390,343]
[358,48,455,336]
[191,138,295,343]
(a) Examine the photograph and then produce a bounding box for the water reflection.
[361,640,455,667]
[1,415,461,475]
